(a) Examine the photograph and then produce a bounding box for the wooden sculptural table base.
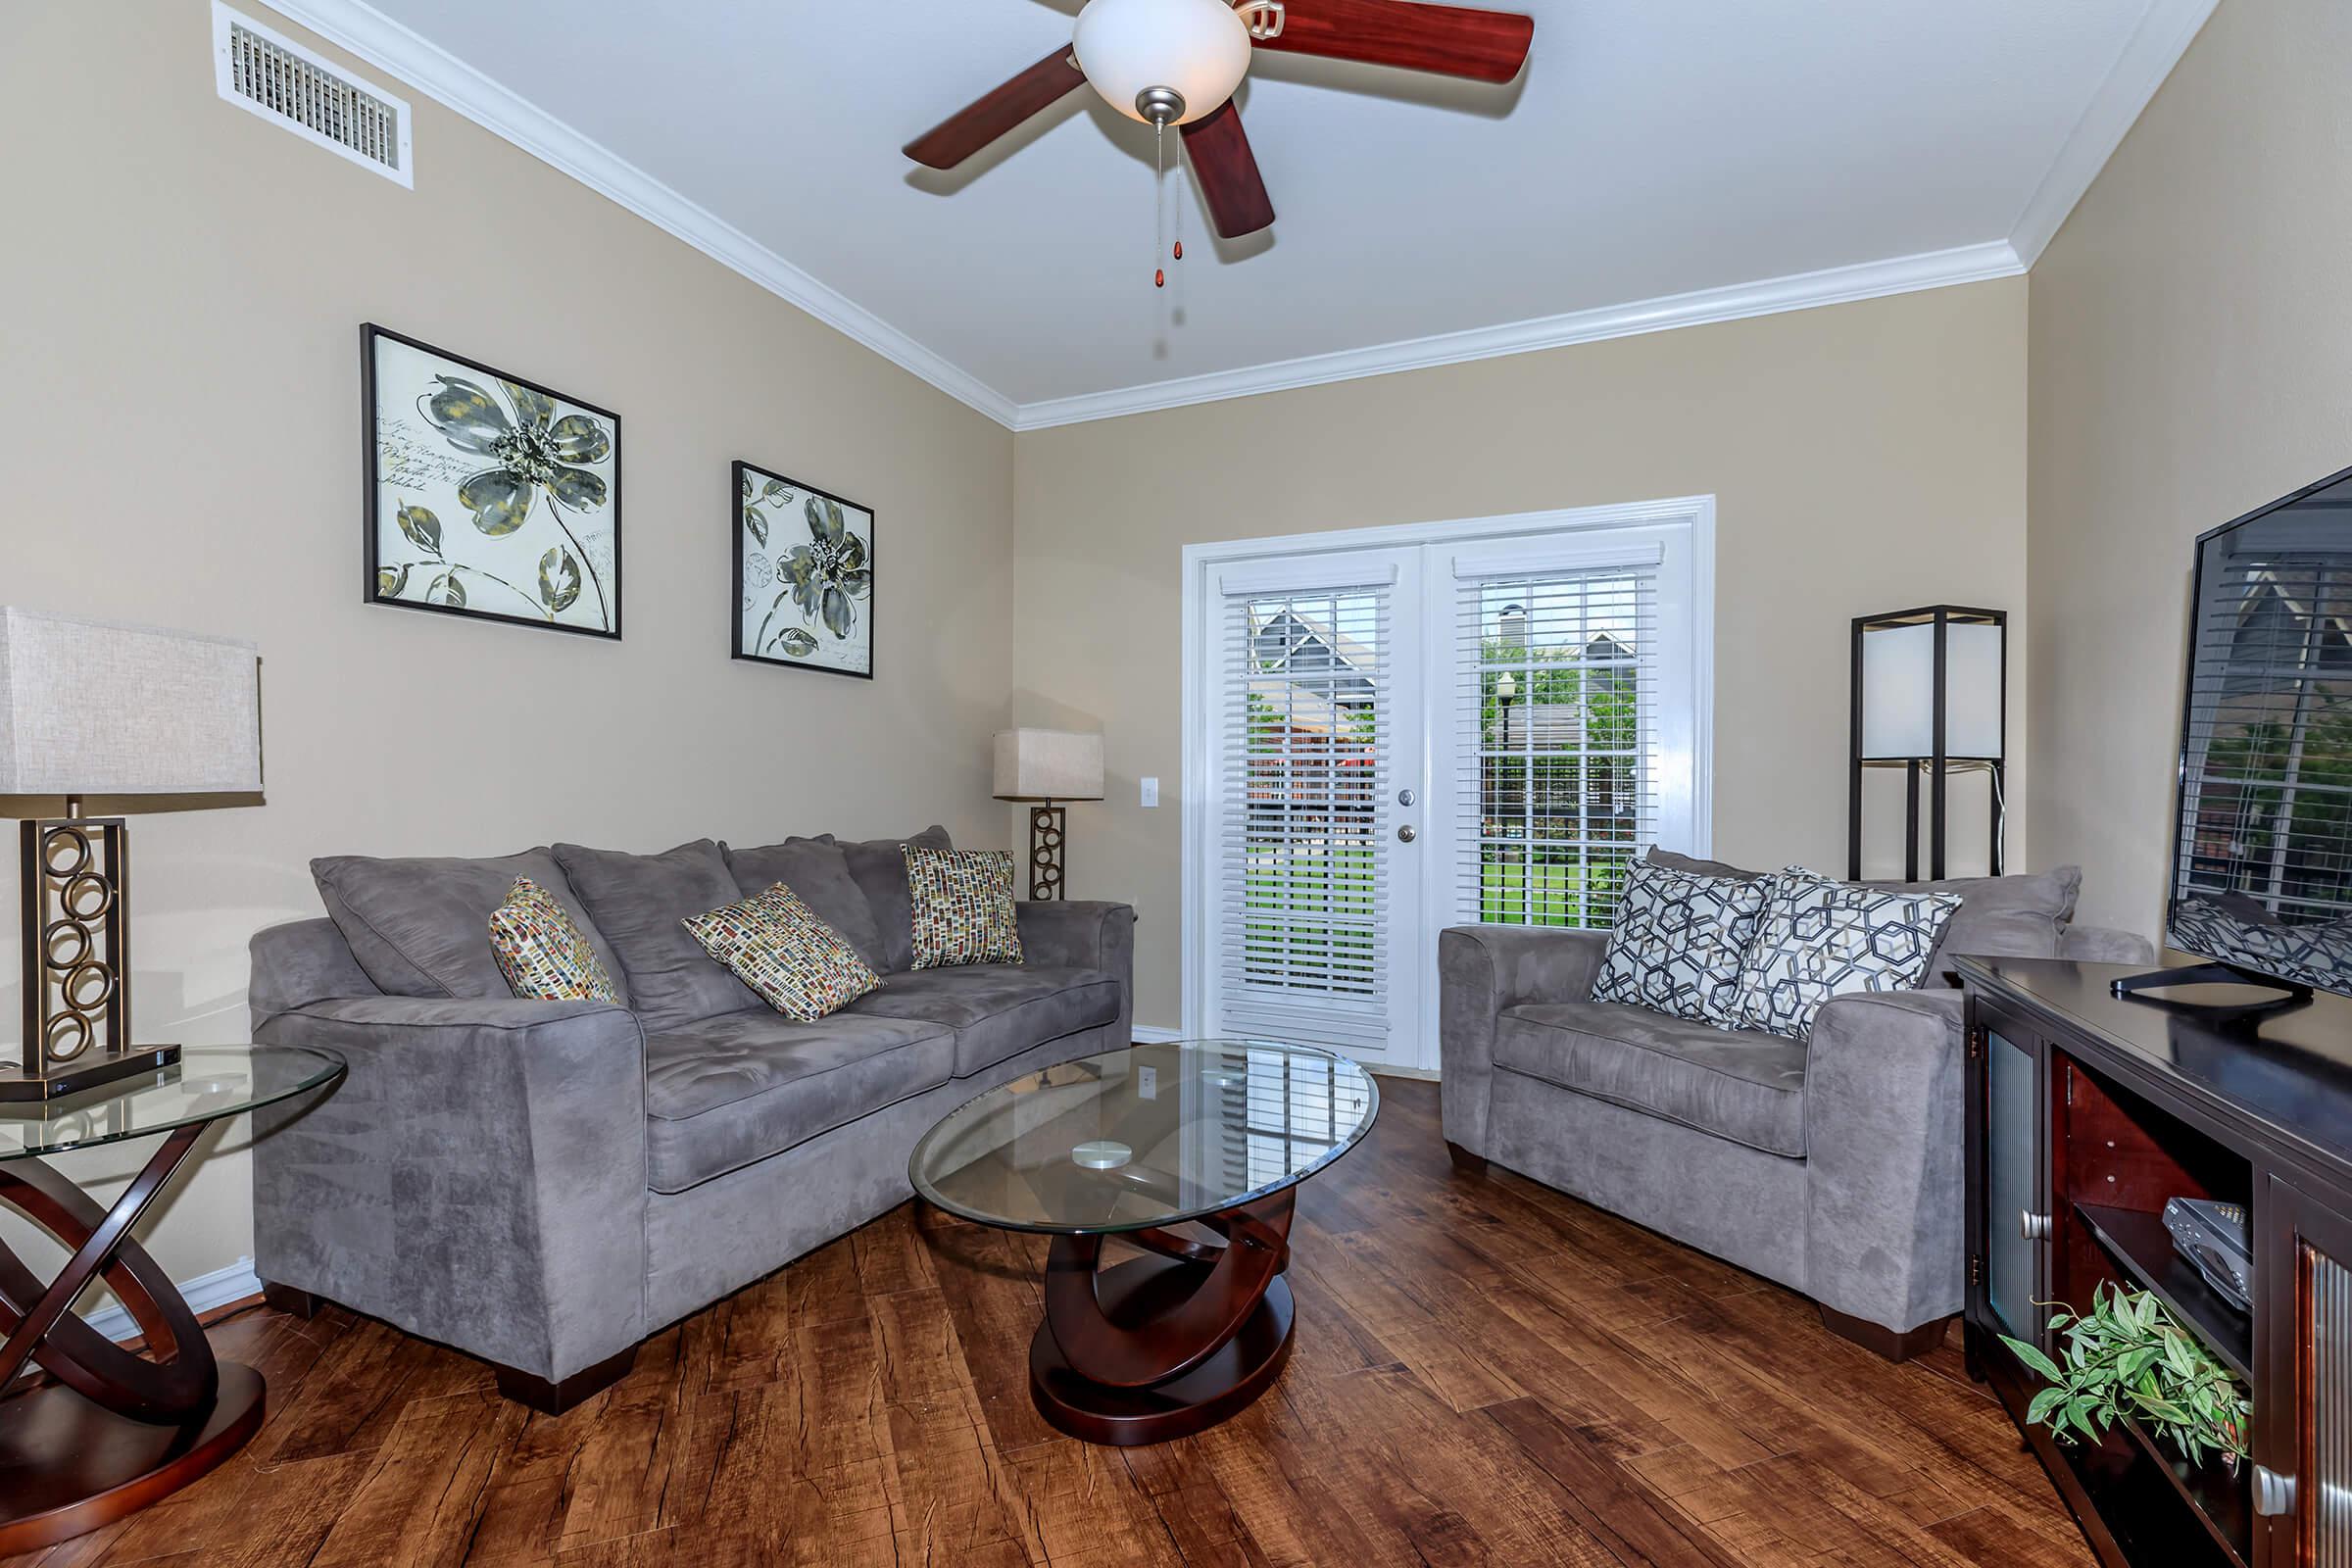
[1029,1189,1296,1446]
[0,1122,264,1551]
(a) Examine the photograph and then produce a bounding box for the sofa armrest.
[252,995,650,1383]
[2060,924,2157,965]
[1438,925,1610,1156]
[1018,901,1138,1043]
[1802,989,1967,1335]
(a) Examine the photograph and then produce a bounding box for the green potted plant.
[1999,1282,2250,1473]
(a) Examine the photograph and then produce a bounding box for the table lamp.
[0,608,263,1100]
[993,728,1105,901]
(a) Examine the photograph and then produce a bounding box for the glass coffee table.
[909,1039,1377,1446]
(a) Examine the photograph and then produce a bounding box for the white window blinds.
[1216,584,1393,1039]
[1451,562,1660,929]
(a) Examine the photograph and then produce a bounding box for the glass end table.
[910,1039,1377,1446]
[0,1044,343,1552]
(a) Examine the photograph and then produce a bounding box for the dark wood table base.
[0,1122,263,1551]
[1029,1190,1297,1446]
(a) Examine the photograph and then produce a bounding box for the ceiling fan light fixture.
[1071,0,1252,125]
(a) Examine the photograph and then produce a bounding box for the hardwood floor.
[3,1078,2093,1567]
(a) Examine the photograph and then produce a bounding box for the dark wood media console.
[1961,956,2352,1568]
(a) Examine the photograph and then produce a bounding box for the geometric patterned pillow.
[906,846,1024,969]
[1730,867,1963,1041]
[488,877,622,1004]
[1592,858,1769,1025]
[680,881,882,1022]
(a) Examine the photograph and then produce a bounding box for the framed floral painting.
[733,462,874,678]
[363,323,621,639]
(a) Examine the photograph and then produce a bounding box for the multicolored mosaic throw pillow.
[906,846,1023,969]
[681,881,881,1021]
[488,877,622,1004]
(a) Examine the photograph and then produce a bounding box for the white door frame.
[1178,496,1717,1061]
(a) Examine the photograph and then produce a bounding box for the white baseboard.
[77,1257,262,1344]
[1130,1025,1184,1044]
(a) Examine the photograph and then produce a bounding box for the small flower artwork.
[733,461,873,678]
[364,324,621,639]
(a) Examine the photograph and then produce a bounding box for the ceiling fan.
[903,0,1536,240]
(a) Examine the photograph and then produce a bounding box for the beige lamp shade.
[993,729,1104,802]
[0,607,263,796]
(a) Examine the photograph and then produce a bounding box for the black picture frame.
[731,460,876,681]
[362,322,624,641]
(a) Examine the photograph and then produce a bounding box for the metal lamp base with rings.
[7,799,177,1102]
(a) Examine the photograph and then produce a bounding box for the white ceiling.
[274,0,2215,426]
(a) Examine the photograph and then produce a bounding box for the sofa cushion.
[722,835,888,973]
[843,826,951,972]
[1494,1000,1810,1157]
[683,881,881,1021]
[842,963,1119,1077]
[1646,849,2084,988]
[1592,858,1767,1026]
[1731,869,1961,1040]
[1867,865,2082,986]
[313,849,626,1003]
[643,1011,955,1193]
[907,846,1024,969]
[488,877,623,1003]
[552,840,761,1032]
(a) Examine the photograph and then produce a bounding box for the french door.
[1189,504,1710,1072]
[1202,547,1427,1067]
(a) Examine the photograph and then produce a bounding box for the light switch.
[1138,1064,1157,1100]
[1140,777,1159,808]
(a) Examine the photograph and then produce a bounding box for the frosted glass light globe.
[1072,0,1252,125]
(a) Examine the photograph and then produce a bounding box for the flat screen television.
[2138,463,2352,1003]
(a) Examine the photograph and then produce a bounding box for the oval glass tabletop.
[0,1046,345,1160]
[909,1040,1378,1235]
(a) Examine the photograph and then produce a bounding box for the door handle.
[2253,1465,2295,1517]
[2020,1210,2051,1242]
[1396,825,1417,844]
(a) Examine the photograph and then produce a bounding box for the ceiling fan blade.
[1250,0,1534,83]
[904,49,1088,170]
[1181,101,1276,238]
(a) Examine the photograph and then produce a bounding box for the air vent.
[212,2,412,188]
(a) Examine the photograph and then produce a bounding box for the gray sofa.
[1439,855,2150,1358]
[247,827,1134,1411]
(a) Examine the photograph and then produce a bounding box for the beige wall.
[0,2,1014,1297]
[2027,0,2348,936]
[1013,279,2032,1030]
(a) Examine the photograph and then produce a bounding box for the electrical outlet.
[1141,777,1159,808]
[1138,1064,1157,1100]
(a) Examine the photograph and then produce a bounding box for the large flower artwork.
[733,462,874,678]
[365,325,621,638]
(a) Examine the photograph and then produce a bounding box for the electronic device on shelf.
[2163,1196,2252,1314]
[2118,461,2352,1012]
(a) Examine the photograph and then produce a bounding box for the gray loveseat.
[248,827,1134,1411]
[1439,853,2150,1358]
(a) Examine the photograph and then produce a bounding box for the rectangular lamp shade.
[0,607,263,795]
[993,728,1104,802]
[1859,619,2002,760]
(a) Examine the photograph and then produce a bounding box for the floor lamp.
[1848,606,2005,882]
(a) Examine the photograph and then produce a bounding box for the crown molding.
[1009,240,2027,430]
[258,0,1024,428]
[253,0,2183,435]
[2007,0,2220,267]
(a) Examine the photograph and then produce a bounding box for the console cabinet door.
[1981,1020,2049,1348]
[2259,1175,2352,1568]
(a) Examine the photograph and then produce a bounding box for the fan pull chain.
[1153,121,1166,290]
